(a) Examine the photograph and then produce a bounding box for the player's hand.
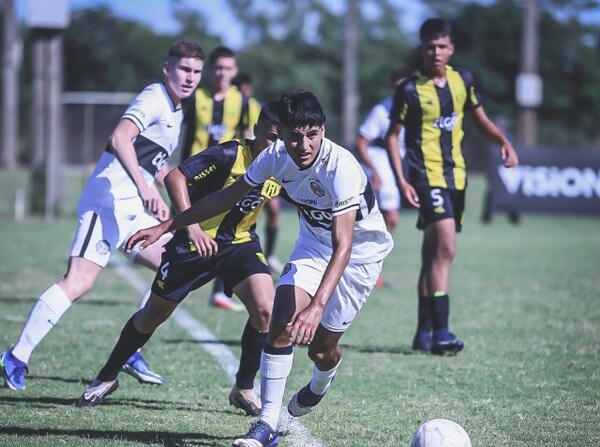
[139,185,165,217]
[401,182,420,208]
[501,141,519,168]
[288,304,323,346]
[126,220,172,253]
[153,196,171,222]
[186,225,218,258]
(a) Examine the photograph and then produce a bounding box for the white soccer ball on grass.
[409,418,472,447]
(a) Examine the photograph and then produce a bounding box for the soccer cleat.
[232,420,279,447]
[210,292,244,311]
[229,384,261,416]
[75,378,119,407]
[122,351,166,385]
[411,331,433,352]
[1,349,28,391]
[287,383,325,417]
[267,255,284,276]
[431,331,465,356]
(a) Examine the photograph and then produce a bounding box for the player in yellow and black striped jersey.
[385,18,519,356]
[76,103,281,415]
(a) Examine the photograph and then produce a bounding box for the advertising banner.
[484,148,600,217]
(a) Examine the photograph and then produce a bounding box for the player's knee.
[308,344,342,366]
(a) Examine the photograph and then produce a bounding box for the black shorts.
[151,240,271,303]
[415,185,466,232]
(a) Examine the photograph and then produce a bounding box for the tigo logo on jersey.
[434,112,458,132]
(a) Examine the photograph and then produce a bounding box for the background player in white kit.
[126,89,394,447]
[355,68,409,287]
[0,41,204,391]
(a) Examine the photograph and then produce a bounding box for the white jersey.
[79,83,183,214]
[245,137,393,262]
[359,96,405,157]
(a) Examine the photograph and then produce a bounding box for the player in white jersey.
[125,89,394,447]
[356,70,409,248]
[0,41,204,392]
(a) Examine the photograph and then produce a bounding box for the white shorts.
[278,249,383,332]
[69,202,161,267]
[365,147,400,211]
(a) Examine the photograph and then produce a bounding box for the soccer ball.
[409,419,472,447]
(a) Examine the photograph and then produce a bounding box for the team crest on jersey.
[95,239,110,255]
[309,180,325,197]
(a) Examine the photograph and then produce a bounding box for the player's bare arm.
[355,135,382,191]
[289,210,355,347]
[127,176,254,251]
[164,167,218,258]
[385,121,420,207]
[469,107,519,168]
[109,118,165,215]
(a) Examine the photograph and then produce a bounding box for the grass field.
[0,168,599,447]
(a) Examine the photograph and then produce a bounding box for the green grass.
[0,168,599,446]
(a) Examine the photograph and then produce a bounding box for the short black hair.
[419,18,452,43]
[209,46,236,66]
[257,101,279,128]
[232,72,252,87]
[390,68,411,85]
[278,90,326,128]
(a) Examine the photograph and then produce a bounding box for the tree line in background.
[4,0,600,166]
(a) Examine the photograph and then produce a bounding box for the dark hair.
[167,40,204,63]
[390,68,411,85]
[209,46,236,66]
[232,72,252,87]
[278,90,326,128]
[419,18,452,43]
[257,101,279,127]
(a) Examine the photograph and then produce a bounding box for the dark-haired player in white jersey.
[125,89,394,447]
[0,41,204,391]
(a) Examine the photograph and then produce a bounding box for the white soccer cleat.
[75,378,119,407]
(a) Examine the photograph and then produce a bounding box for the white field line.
[111,256,323,447]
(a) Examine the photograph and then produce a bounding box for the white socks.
[12,284,72,363]
[259,351,294,430]
[309,357,341,396]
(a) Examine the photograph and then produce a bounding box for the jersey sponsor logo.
[300,206,333,229]
[281,178,294,183]
[193,164,217,181]
[297,197,317,206]
[434,111,458,132]
[237,194,266,213]
[310,180,325,197]
[95,240,110,255]
[334,196,355,208]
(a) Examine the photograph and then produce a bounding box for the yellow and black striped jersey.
[181,86,261,158]
[390,65,482,191]
[166,140,280,254]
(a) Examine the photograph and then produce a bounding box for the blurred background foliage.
[4,0,600,165]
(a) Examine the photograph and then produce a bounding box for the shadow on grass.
[164,338,418,355]
[0,426,227,446]
[0,394,233,415]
